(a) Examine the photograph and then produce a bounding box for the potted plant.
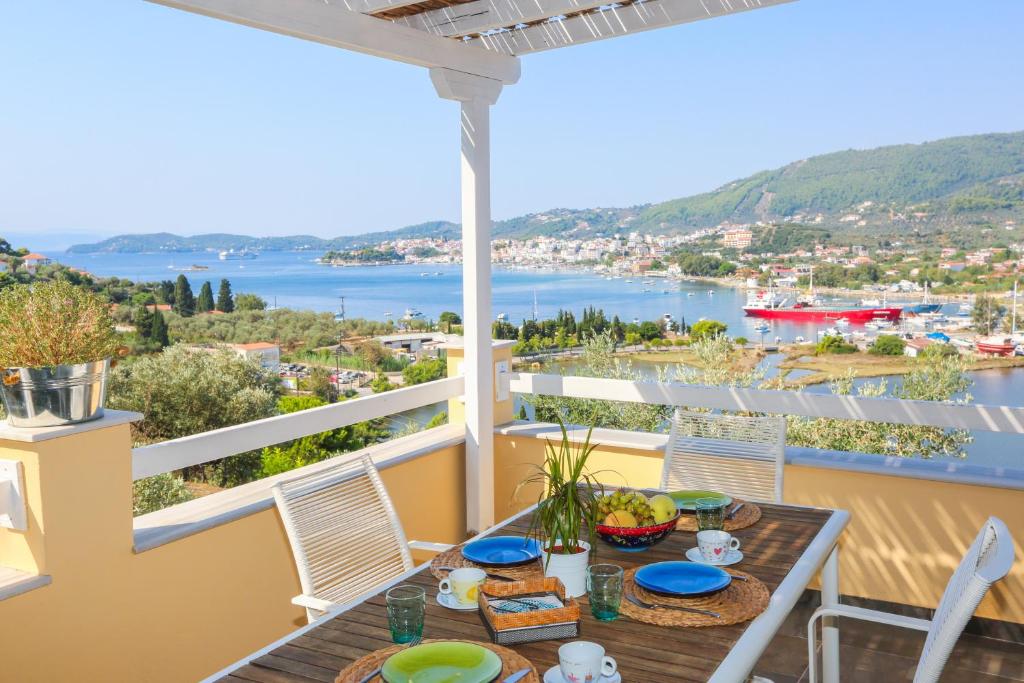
[0,280,120,427]
[517,417,601,597]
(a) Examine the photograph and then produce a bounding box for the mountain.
[67,131,1024,253]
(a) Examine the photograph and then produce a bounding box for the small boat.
[421,272,430,277]
[795,336,806,343]
[625,279,633,284]
[836,318,850,327]
[687,292,695,297]
[434,272,443,276]
[976,336,1016,357]
[708,290,714,295]
[755,323,770,333]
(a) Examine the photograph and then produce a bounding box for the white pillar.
[431,68,503,535]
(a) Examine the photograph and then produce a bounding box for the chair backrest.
[914,516,1015,683]
[661,409,786,503]
[273,455,414,608]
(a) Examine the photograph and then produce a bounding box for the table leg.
[821,545,841,683]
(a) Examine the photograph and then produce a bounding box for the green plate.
[381,642,502,683]
[668,490,733,512]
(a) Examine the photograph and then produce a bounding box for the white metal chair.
[661,409,786,503]
[273,455,450,622]
[807,516,1016,683]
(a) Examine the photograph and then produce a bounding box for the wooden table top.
[221,503,835,683]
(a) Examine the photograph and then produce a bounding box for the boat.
[687,292,695,297]
[976,336,1016,357]
[836,318,850,327]
[403,307,424,320]
[905,282,942,315]
[420,272,430,277]
[864,319,893,330]
[754,323,770,333]
[219,248,257,260]
[743,290,902,324]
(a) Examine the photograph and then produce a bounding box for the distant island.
[318,246,404,266]
[68,130,1024,254]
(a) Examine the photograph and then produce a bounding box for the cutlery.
[436,565,516,582]
[503,668,532,683]
[625,593,721,618]
[357,635,422,683]
[726,503,745,520]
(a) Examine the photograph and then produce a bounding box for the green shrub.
[690,319,728,341]
[815,335,857,355]
[734,336,749,346]
[869,335,906,356]
[133,474,194,516]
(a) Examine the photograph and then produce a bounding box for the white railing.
[510,373,1024,434]
[131,376,464,481]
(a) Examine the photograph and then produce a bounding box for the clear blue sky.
[2,0,1022,245]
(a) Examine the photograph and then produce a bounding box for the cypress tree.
[151,310,170,347]
[173,274,195,317]
[216,278,234,313]
[196,281,214,313]
[134,305,155,338]
[157,280,175,305]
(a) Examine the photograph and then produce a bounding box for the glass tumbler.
[386,584,426,644]
[695,497,727,531]
[586,564,624,621]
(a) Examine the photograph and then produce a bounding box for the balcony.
[0,338,1020,682]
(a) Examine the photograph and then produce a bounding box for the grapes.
[597,488,656,526]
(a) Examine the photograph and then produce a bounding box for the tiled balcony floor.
[753,592,1024,683]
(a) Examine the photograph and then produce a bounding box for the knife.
[726,503,745,520]
[503,668,532,683]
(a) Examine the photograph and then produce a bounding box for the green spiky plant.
[517,416,602,561]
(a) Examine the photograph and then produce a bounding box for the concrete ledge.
[496,420,669,451]
[0,409,141,443]
[133,425,466,553]
[0,566,51,601]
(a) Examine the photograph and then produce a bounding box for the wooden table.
[213,503,849,683]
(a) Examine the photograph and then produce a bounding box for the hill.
[68,131,1024,253]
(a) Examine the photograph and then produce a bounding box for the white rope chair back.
[273,455,414,609]
[661,409,786,503]
[913,517,1015,683]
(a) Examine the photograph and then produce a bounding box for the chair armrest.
[291,594,336,613]
[409,541,454,552]
[811,603,932,632]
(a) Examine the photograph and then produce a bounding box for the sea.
[58,250,1024,470]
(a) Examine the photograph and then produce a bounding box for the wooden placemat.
[429,546,544,582]
[619,567,769,628]
[334,639,540,683]
[675,500,762,533]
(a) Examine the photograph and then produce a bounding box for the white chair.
[661,409,786,503]
[807,516,1016,683]
[273,455,450,622]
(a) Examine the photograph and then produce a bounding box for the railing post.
[432,67,504,536]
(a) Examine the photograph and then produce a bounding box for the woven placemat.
[675,500,762,533]
[334,639,540,683]
[429,546,544,582]
[619,567,769,627]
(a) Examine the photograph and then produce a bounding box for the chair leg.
[807,609,822,683]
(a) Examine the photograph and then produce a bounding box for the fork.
[357,635,422,683]
[625,593,721,618]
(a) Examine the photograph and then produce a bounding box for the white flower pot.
[543,539,591,598]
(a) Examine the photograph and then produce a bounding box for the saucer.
[543,666,621,683]
[436,592,478,611]
[686,546,743,567]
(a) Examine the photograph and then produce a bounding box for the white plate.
[543,666,621,683]
[435,592,478,611]
[685,546,743,567]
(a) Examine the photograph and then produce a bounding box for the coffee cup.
[696,529,740,564]
[438,568,486,605]
[558,641,617,682]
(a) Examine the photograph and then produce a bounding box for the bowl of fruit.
[593,489,681,552]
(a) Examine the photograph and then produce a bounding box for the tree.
[356,340,389,369]
[816,334,856,355]
[150,310,170,347]
[690,319,728,341]
[638,321,662,341]
[234,292,267,311]
[173,274,195,317]
[439,311,461,333]
[156,280,175,305]
[972,295,1006,335]
[196,281,214,313]
[307,366,338,403]
[870,334,906,356]
[107,346,278,486]
[371,375,397,393]
[216,279,234,313]
[133,305,154,339]
[402,358,446,386]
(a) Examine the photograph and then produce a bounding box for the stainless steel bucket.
[0,359,110,427]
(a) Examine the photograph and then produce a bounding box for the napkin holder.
[478,576,581,645]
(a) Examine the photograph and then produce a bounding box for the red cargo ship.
[743,290,902,324]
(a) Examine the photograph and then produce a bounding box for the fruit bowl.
[594,511,682,552]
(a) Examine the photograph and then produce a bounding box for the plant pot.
[0,359,111,428]
[542,539,591,598]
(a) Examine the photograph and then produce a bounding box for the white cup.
[558,641,617,682]
[697,529,740,564]
[438,567,486,605]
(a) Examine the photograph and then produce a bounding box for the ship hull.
[906,303,942,315]
[743,306,903,323]
[976,341,1016,357]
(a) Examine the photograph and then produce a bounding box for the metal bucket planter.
[0,359,110,428]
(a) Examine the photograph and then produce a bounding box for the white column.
[431,68,503,535]
[820,545,841,683]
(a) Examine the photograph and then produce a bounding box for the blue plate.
[634,561,731,597]
[461,536,542,566]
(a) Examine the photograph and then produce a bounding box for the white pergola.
[148,0,792,535]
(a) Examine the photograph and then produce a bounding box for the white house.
[229,342,281,372]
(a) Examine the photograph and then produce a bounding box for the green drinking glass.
[695,497,726,531]
[586,563,624,621]
[386,584,426,644]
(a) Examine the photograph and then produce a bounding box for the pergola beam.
[468,0,793,56]
[146,0,520,83]
[395,0,611,39]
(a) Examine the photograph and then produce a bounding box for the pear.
[650,494,677,524]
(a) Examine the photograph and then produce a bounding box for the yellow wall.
[494,431,1024,623]
[0,424,467,683]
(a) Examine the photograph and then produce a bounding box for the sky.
[2,1,1023,248]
